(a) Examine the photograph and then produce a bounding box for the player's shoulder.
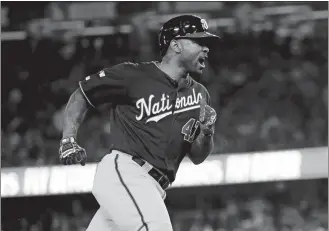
[103,61,138,72]
[190,78,211,104]
[191,78,210,96]
[104,61,153,73]
[97,62,140,79]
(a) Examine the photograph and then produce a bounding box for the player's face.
[178,38,209,76]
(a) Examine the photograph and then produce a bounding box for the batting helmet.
[158,15,220,56]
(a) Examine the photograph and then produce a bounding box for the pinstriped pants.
[86,150,173,231]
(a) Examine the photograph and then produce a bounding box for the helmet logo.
[201,19,208,30]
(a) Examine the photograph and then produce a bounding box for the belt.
[132,156,171,190]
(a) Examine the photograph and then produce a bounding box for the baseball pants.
[86,150,173,231]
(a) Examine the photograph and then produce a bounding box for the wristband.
[61,137,76,144]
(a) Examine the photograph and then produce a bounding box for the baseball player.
[59,15,219,231]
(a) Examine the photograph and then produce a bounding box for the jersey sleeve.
[191,85,213,142]
[202,85,211,106]
[205,90,211,106]
[79,64,130,107]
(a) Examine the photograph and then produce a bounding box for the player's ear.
[170,39,182,54]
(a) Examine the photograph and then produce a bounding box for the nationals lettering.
[136,88,202,123]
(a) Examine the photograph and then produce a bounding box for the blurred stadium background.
[1,1,328,231]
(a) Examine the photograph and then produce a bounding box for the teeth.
[199,60,205,67]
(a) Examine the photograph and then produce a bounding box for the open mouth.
[198,57,206,68]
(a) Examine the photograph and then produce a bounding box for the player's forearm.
[62,88,89,139]
[189,133,214,165]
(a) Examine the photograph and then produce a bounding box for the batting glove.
[59,137,87,166]
[199,97,217,136]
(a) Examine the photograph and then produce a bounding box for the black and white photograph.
[1,1,328,231]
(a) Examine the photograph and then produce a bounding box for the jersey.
[79,62,211,182]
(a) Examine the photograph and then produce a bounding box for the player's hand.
[59,137,87,166]
[199,97,217,136]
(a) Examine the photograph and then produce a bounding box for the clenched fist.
[199,97,217,136]
[59,137,87,166]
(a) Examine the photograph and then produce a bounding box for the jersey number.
[181,118,200,143]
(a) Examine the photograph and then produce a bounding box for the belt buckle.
[157,173,170,190]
